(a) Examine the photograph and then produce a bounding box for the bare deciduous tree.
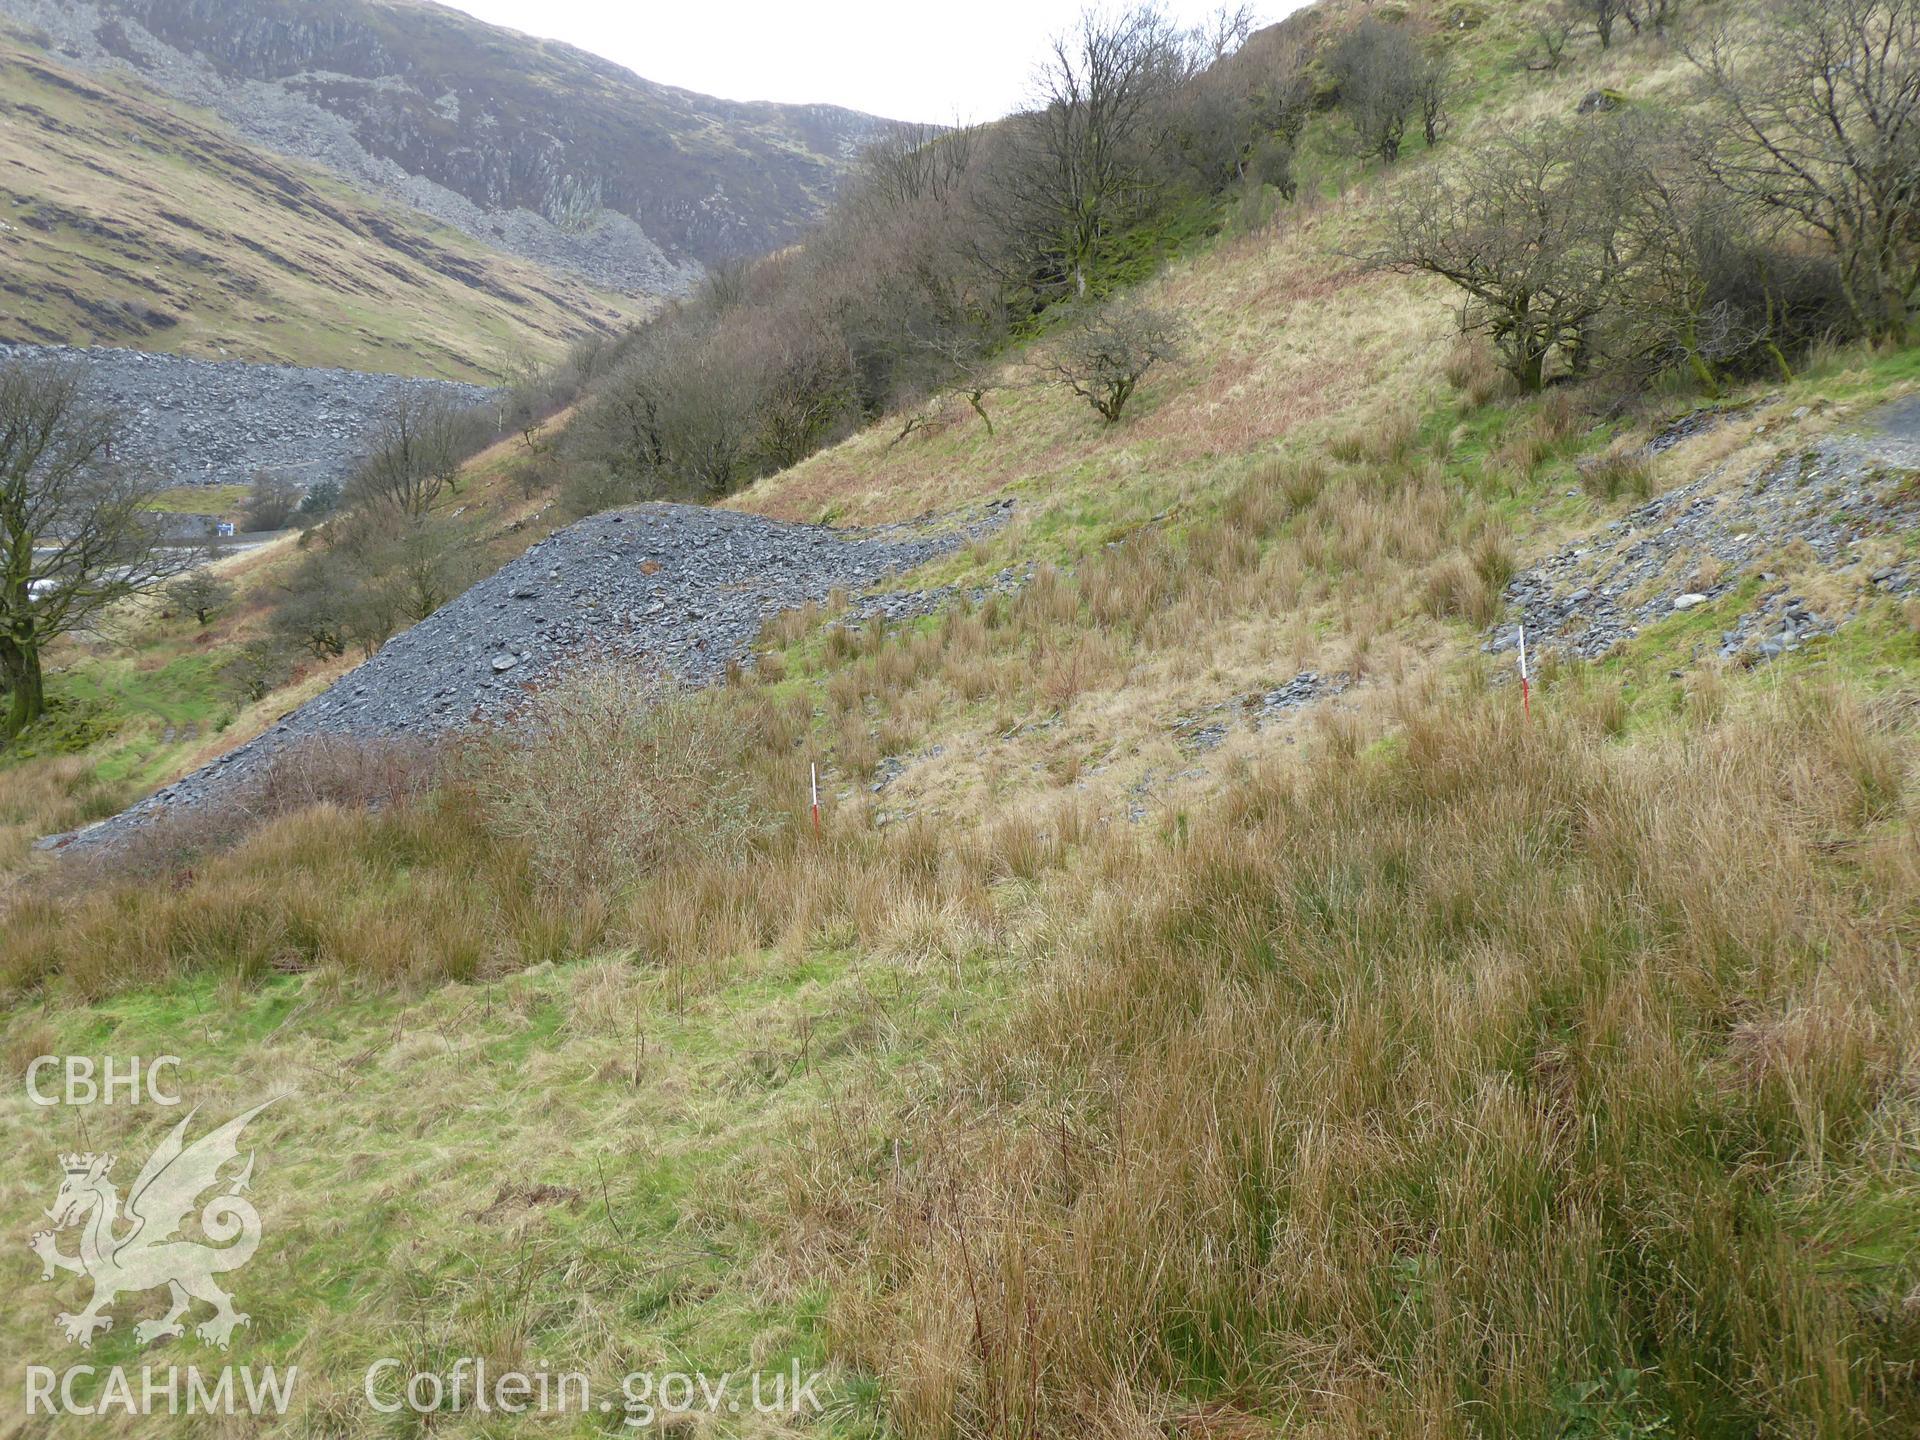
[1375,123,1641,391]
[1168,76,1259,192]
[998,5,1195,297]
[1250,34,1317,146]
[671,334,764,496]
[1043,299,1187,423]
[1690,0,1920,343]
[574,322,768,501]
[1250,135,1298,200]
[1612,123,1840,394]
[754,315,856,473]
[891,323,1006,446]
[1330,18,1429,164]
[1527,13,1576,72]
[837,124,1000,414]
[1624,0,1681,38]
[346,389,488,516]
[221,637,287,702]
[270,555,351,660]
[584,331,676,481]
[853,123,982,219]
[372,513,481,628]
[1194,2,1256,64]
[1417,49,1451,148]
[270,502,479,659]
[240,472,300,531]
[500,348,555,450]
[696,259,752,314]
[0,360,191,739]
[1570,0,1630,49]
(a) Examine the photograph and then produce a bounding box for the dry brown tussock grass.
[805,682,1920,1438]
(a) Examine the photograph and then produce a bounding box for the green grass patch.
[54,649,232,785]
[1,933,1017,1436]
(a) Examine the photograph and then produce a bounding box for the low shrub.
[464,670,774,892]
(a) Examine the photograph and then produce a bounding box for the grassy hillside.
[0,35,645,377]
[1,1,1917,1436]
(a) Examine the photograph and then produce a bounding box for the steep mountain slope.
[2,2,1918,1437]
[2,0,891,295]
[0,33,641,375]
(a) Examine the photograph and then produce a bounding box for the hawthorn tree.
[221,637,287,703]
[166,566,234,626]
[269,555,352,660]
[1044,299,1187,423]
[1375,122,1641,391]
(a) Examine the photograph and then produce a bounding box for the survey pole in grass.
[811,762,821,838]
[1518,624,1531,720]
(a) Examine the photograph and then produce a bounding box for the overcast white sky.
[437,0,1308,125]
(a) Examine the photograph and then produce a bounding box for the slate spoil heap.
[60,500,1010,848]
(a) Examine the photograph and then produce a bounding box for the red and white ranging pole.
[1518,624,1530,720]
[811,762,821,837]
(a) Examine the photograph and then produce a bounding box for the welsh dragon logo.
[29,1098,278,1349]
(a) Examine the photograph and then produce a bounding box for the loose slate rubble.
[1170,670,1352,755]
[1493,402,1920,666]
[845,564,1034,628]
[61,500,1011,849]
[0,342,494,491]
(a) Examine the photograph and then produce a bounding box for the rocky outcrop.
[1,0,892,294]
[0,342,494,490]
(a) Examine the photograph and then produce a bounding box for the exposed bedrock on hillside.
[0,0,891,294]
